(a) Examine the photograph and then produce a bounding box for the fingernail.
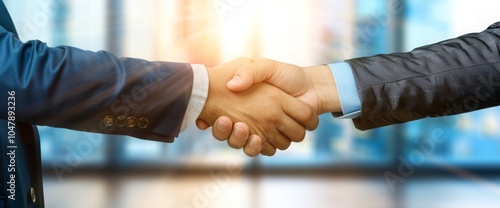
[217,121,230,131]
[228,76,241,86]
[249,135,260,148]
[234,126,246,137]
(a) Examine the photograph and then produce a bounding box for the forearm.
[0,26,193,141]
[303,65,342,114]
[347,22,500,130]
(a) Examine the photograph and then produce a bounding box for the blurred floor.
[404,179,500,208]
[42,173,500,208]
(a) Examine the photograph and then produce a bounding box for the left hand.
[196,58,319,156]
[198,58,340,156]
[197,116,262,157]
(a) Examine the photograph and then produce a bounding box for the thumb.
[227,59,278,92]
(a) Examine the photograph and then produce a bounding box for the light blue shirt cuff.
[328,62,361,119]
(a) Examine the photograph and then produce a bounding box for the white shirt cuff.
[180,64,209,132]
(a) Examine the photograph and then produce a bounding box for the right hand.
[200,58,342,156]
[227,58,340,114]
[196,58,320,156]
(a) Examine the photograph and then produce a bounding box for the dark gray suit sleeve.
[346,22,500,130]
[0,25,193,142]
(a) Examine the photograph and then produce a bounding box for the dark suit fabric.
[347,22,500,130]
[0,1,195,207]
[0,25,194,142]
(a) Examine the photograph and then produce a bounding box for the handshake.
[195,58,342,157]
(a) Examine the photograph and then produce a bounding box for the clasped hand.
[196,58,341,157]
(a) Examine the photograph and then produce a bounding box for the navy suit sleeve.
[346,22,500,130]
[0,26,193,142]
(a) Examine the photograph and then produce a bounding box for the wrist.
[198,66,236,125]
[198,67,218,125]
[304,65,341,114]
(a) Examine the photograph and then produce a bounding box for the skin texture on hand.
[227,59,341,114]
[203,58,342,156]
[197,58,319,156]
[196,116,263,156]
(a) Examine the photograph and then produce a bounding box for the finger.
[264,128,292,151]
[243,134,262,157]
[280,94,319,131]
[196,119,211,130]
[212,116,233,141]
[260,141,277,156]
[227,58,279,92]
[227,122,250,149]
[276,116,307,143]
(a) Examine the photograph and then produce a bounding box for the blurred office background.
[4,0,500,207]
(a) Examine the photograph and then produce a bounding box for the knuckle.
[228,139,244,149]
[244,148,259,157]
[267,148,277,156]
[234,122,249,137]
[263,110,280,123]
[292,130,306,143]
[261,141,276,156]
[267,135,290,151]
[262,149,275,156]
[302,108,315,122]
[213,131,229,141]
[276,141,291,150]
[266,90,281,100]
[303,109,319,130]
[312,117,320,130]
[259,58,278,71]
[306,115,320,131]
[267,114,280,123]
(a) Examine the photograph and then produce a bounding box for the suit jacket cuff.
[180,64,209,131]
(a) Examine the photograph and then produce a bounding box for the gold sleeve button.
[103,115,115,127]
[126,116,138,128]
[30,187,36,203]
[138,117,149,129]
[115,116,126,127]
